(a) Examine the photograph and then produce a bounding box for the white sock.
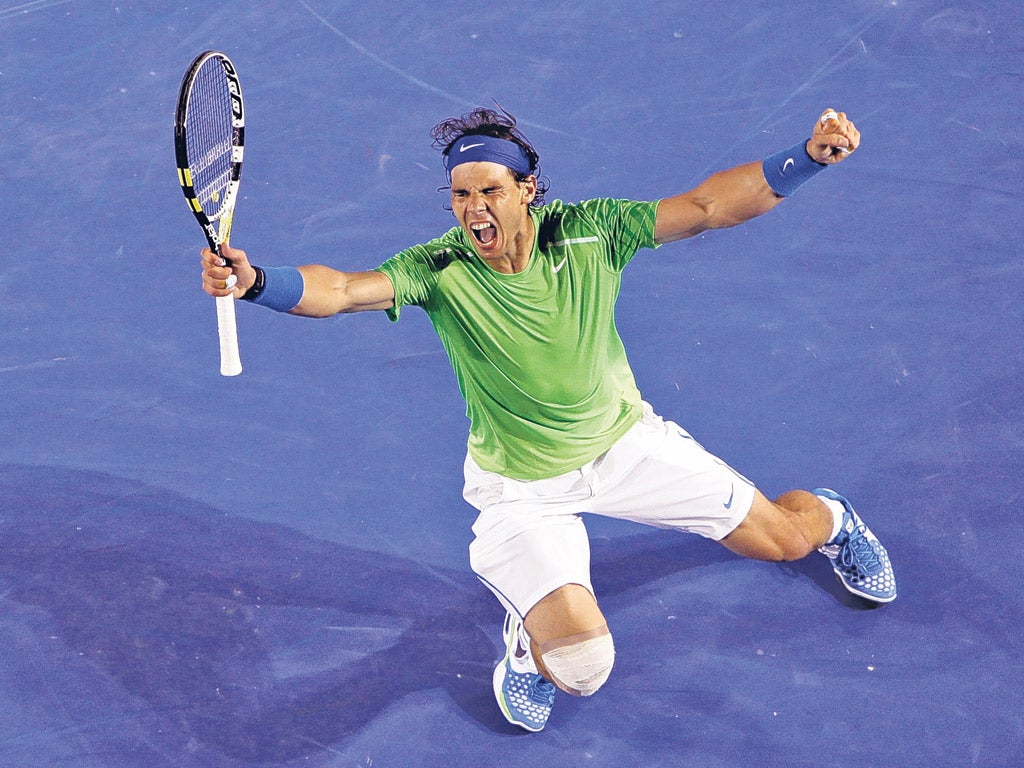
[820,496,846,543]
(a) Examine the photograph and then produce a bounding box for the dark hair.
[431,106,549,207]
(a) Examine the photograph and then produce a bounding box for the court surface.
[1,1,1022,766]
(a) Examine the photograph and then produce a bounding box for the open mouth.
[470,222,497,246]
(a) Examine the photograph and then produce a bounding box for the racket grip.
[215,294,243,376]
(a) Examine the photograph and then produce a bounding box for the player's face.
[450,162,537,272]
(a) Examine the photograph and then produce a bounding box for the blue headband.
[443,135,533,176]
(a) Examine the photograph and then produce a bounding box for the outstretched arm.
[654,160,781,244]
[654,108,860,244]
[201,243,395,317]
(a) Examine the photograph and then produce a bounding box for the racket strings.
[185,60,235,218]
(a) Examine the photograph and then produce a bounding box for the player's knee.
[540,631,615,697]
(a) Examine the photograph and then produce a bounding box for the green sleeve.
[374,228,467,321]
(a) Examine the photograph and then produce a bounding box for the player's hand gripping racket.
[174,50,246,376]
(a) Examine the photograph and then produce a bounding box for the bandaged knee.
[540,632,615,697]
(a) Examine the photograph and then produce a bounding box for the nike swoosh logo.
[782,157,795,172]
[723,485,735,510]
[459,142,485,152]
[552,256,568,273]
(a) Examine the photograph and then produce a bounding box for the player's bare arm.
[200,244,395,316]
[654,161,782,244]
[654,107,860,244]
[292,265,396,317]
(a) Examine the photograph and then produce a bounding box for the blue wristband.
[762,140,827,197]
[250,266,304,312]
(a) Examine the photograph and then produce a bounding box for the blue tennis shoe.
[816,488,897,603]
[493,612,556,732]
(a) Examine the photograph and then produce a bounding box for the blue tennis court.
[1,1,1021,765]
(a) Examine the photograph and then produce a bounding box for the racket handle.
[216,294,243,376]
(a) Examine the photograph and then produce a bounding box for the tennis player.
[200,106,896,732]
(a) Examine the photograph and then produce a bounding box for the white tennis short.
[464,404,757,618]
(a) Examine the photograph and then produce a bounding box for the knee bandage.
[540,633,615,697]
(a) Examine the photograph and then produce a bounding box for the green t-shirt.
[375,197,660,480]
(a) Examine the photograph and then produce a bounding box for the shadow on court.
[0,464,839,764]
[0,464,503,764]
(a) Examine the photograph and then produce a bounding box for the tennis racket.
[174,50,246,376]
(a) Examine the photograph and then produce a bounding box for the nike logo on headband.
[446,135,533,175]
